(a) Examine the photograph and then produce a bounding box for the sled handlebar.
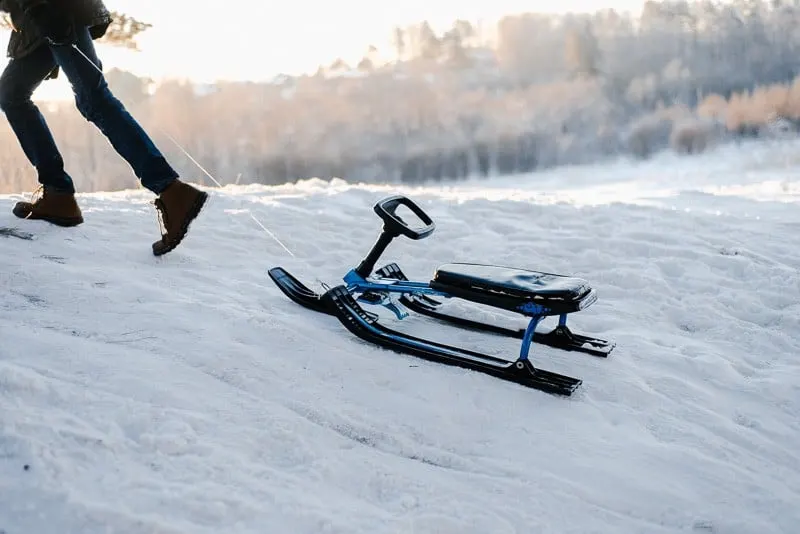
[374,195,436,240]
[355,195,437,278]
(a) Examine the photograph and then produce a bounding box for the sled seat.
[430,262,597,316]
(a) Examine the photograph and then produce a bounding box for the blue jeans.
[0,26,178,194]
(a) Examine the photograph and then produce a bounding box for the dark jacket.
[0,0,112,59]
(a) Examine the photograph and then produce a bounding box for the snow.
[1,138,799,534]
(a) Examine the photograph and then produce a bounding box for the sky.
[0,0,647,101]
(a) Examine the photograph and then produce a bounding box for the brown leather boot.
[152,179,208,256]
[12,186,84,227]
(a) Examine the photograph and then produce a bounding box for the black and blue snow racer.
[268,195,615,396]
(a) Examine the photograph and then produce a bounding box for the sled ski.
[269,267,582,396]
[268,194,615,396]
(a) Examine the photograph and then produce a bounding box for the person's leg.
[50,26,179,194]
[0,45,84,226]
[0,45,77,193]
[49,27,207,254]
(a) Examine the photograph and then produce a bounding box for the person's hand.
[25,1,75,46]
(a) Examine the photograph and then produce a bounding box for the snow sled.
[268,195,615,396]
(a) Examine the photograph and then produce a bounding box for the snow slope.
[1,139,799,534]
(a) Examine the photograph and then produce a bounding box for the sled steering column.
[355,195,435,278]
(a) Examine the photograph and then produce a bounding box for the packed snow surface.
[1,140,799,533]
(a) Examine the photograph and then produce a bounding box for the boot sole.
[37,215,83,227]
[152,191,209,256]
[13,210,84,227]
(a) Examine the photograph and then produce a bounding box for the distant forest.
[1,0,800,193]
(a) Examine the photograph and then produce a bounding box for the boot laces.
[21,186,45,219]
[154,198,168,239]
[29,185,44,203]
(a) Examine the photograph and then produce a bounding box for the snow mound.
[1,140,799,533]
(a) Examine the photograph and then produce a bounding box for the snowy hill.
[1,140,799,534]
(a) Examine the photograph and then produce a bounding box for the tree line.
[1,0,798,194]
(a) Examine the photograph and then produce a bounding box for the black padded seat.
[430,263,596,316]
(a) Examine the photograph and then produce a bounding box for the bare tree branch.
[0,11,151,50]
[98,11,152,50]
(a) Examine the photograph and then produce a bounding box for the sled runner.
[268,195,615,396]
